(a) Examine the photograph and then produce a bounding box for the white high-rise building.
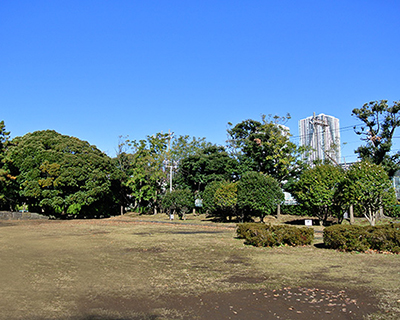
[299,113,341,164]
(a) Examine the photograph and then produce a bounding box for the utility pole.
[167,129,173,192]
[309,112,329,163]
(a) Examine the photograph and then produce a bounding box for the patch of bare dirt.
[70,286,378,320]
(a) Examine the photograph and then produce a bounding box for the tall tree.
[112,135,135,214]
[341,161,396,226]
[0,121,17,210]
[292,164,345,225]
[125,133,169,213]
[175,145,238,192]
[118,133,213,214]
[7,130,118,217]
[352,100,400,177]
[227,114,305,183]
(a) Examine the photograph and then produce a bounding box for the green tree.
[352,100,400,177]
[237,171,284,222]
[167,134,213,190]
[161,189,193,220]
[118,133,213,213]
[227,114,306,183]
[7,130,118,218]
[341,161,396,226]
[112,135,135,215]
[292,164,345,225]
[214,181,238,221]
[202,180,224,215]
[0,120,18,210]
[176,145,238,192]
[125,133,169,214]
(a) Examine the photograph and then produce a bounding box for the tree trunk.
[276,204,281,219]
[349,204,354,225]
[120,205,124,215]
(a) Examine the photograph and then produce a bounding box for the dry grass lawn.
[0,213,399,319]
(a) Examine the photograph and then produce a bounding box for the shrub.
[367,223,400,253]
[323,225,369,252]
[236,223,314,247]
[323,223,400,253]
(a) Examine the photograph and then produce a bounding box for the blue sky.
[1,0,399,162]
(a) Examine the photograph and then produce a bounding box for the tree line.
[0,100,399,225]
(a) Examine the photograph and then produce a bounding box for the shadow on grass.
[314,242,327,249]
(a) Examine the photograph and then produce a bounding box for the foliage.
[324,223,400,253]
[168,134,214,190]
[341,161,396,226]
[6,130,117,218]
[280,204,309,216]
[352,100,400,177]
[120,133,214,213]
[112,135,136,214]
[176,145,237,192]
[214,181,238,221]
[227,114,306,182]
[202,180,224,214]
[0,120,18,210]
[237,171,284,222]
[236,223,314,247]
[170,135,214,165]
[161,188,193,219]
[124,132,169,213]
[292,164,345,225]
[386,205,400,218]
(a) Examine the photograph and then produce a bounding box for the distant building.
[299,113,341,164]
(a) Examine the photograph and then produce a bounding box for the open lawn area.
[0,214,399,319]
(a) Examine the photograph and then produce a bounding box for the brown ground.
[0,216,398,319]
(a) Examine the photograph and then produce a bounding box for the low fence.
[0,211,49,220]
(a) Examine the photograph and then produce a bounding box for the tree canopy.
[292,164,345,225]
[237,171,284,222]
[227,114,305,183]
[175,145,238,192]
[0,120,16,210]
[7,130,117,217]
[352,100,400,177]
[341,161,396,226]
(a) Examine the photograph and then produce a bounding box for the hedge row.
[236,223,314,247]
[323,223,400,253]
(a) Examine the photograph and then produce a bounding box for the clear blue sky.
[1,0,399,162]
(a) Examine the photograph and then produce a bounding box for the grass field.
[0,213,399,319]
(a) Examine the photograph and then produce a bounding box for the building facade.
[299,113,341,164]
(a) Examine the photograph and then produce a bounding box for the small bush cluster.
[323,223,400,253]
[236,223,314,247]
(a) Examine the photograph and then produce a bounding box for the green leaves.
[237,171,283,222]
[352,100,400,177]
[7,130,117,217]
[161,189,193,219]
[341,161,396,226]
[176,145,237,192]
[227,115,305,182]
[293,164,345,224]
